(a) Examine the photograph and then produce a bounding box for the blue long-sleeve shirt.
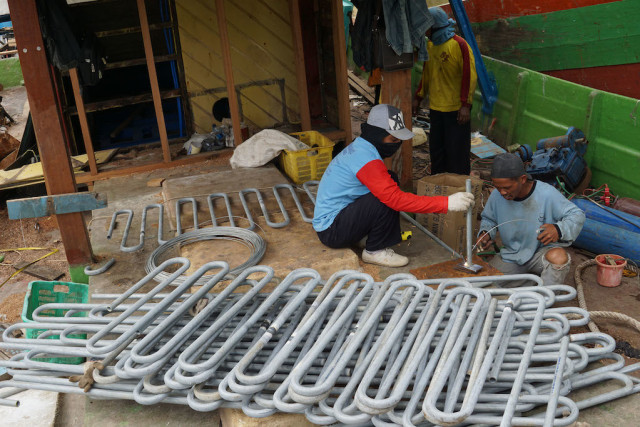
[479,181,585,265]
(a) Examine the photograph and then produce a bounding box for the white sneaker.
[362,248,409,267]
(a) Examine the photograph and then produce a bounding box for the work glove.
[448,192,475,212]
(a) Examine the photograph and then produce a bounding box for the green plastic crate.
[21,281,89,364]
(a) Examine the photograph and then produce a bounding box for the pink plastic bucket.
[595,254,627,287]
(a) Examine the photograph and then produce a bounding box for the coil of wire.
[146,227,266,284]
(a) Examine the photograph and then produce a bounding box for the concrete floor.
[35,160,640,425]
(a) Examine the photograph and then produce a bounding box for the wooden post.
[215,0,243,146]
[8,0,93,265]
[331,0,352,143]
[69,68,98,175]
[137,0,172,162]
[381,69,413,188]
[289,0,311,131]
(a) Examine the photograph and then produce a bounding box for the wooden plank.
[545,63,640,101]
[8,0,93,266]
[348,71,375,105]
[215,0,242,146]
[14,262,64,282]
[69,68,98,175]
[409,256,501,280]
[74,149,233,185]
[473,0,640,72]
[448,0,616,23]
[137,0,171,162]
[380,69,413,188]
[0,149,118,190]
[331,0,352,143]
[7,192,107,220]
[94,21,173,38]
[104,54,178,70]
[289,0,311,130]
[66,89,182,115]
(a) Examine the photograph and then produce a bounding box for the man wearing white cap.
[313,104,475,267]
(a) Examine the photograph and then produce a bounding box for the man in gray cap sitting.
[313,104,475,267]
[478,153,586,286]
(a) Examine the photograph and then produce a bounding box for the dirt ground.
[0,206,69,324]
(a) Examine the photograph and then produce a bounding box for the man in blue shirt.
[478,153,585,286]
[313,104,474,268]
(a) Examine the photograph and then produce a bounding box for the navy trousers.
[429,109,471,175]
[316,173,401,252]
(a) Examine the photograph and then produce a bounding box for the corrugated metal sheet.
[176,0,299,133]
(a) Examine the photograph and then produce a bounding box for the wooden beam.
[348,71,375,105]
[381,69,413,188]
[8,0,93,266]
[331,0,352,143]
[289,0,311,131]
[74,149,233,185]
[69,68,98,175]
[215,0,243,146]
[66,89,182,115]
[137,0,171,162]
[7,192,107,219]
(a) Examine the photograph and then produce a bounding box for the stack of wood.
[0,125,20,170]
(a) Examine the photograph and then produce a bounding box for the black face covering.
[361,123,403,158]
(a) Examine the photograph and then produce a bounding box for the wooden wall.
[176,0,300,133]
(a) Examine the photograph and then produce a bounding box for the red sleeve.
[453,35,471,107]
[356,159,449,214]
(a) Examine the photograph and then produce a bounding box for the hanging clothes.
[37,0,105,85]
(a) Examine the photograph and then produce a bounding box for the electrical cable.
[145,227,266,284]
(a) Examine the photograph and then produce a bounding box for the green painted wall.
[473,0,640,71]
[471,56,640,200]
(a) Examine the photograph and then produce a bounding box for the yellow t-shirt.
[417,37,477,112]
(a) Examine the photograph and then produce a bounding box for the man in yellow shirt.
[413,7,477,175]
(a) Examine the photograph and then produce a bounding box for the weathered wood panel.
[176,0,299,133]
[471,0,640,72]
[452,0,619,23]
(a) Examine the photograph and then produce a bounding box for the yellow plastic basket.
[279,131,334,184]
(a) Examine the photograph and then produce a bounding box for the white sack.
[229,129,308,169]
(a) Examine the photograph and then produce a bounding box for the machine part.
[510,144,533,162]
[536,127,587,154]
[526,127,588,191]
[456,179,482,274]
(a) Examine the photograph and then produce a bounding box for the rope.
[69,361,104,392]
[574,259,640,334]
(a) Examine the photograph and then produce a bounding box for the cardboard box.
[416,173,484,256]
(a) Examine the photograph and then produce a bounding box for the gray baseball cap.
[367,104,415,140]
[491,153,527,178]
